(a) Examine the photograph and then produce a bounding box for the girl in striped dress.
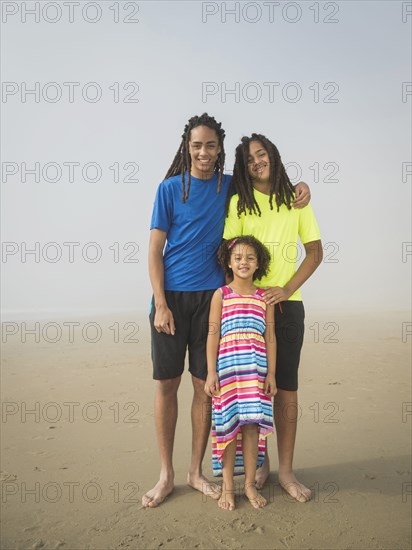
[205,236,277,510]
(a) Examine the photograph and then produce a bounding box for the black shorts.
[274,301,305,391]
[149,290,215,381]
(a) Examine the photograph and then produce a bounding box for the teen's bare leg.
[219,439,236,510]
[275,389,311,502]
[142,377,180,507]
[243,425,267,508]
[255,448,270,489]
[187,375,221,499]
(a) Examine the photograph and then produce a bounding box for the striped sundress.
[211,285,274,476]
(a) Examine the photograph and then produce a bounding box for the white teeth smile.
[255,163,267,174]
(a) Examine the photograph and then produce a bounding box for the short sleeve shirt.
[223,189,321,300]
[150,172,232,291]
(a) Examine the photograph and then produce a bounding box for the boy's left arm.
[293,181,311,209]
[262,240,323,305]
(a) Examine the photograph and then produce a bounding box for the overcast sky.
[1,0,411,319]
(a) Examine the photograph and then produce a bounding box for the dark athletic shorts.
[274,301,305,391]
[149,290,215,381]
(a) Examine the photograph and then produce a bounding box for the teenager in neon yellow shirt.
[223,133,323,502]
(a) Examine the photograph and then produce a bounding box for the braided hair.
[164,113,226,203]
[229,133,295,217]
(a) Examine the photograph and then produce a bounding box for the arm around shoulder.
[293,181,311,209]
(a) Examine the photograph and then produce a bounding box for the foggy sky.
[2,0,411,319]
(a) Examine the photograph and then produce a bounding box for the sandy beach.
[1,310,411,550]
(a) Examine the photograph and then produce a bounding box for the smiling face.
[229,244,259,280]
[188,125,221,179]
[247,140,270,184]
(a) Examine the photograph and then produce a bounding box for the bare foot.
[187,472,221,500]
[142,478,174,508]
[219,481,236,511]
[279,472,311,502]
[245,482,267,509]
[255,455,270,489]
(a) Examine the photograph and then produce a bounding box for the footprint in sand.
[0,471,17,481]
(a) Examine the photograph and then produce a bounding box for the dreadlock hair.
[229,133,295,217]
[218,235,271,281]
[164,113,226,203]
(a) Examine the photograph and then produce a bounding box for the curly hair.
[218,235,271,281]
[164,113,226,203]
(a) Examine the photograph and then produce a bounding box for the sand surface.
[1,310,411,550]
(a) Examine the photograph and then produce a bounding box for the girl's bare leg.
[242,424,267,508]
[219,439,236,510]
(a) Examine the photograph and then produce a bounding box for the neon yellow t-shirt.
[223,189,321,301]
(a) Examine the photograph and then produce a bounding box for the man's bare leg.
[255,449,270,490]
[187,375,221,499]
[142,377,181,507]
[275,389,311,502]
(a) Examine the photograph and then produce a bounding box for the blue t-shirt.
[150,172,232,291]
